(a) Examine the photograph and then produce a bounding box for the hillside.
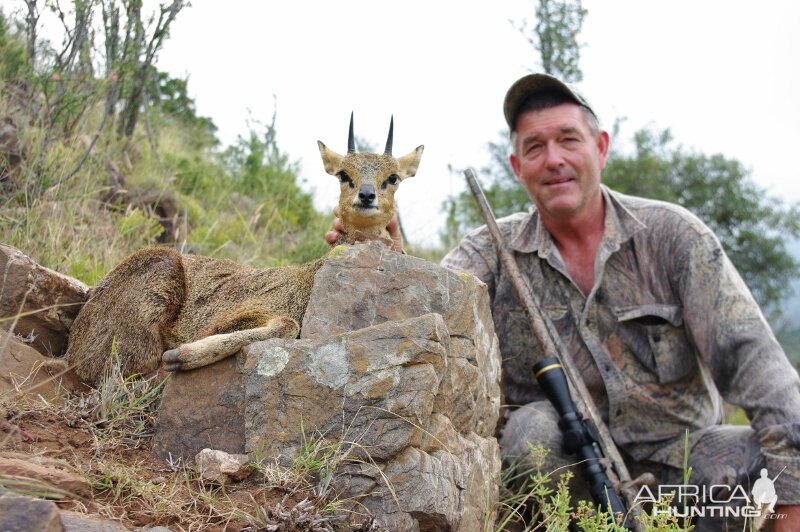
[0,7,332,285]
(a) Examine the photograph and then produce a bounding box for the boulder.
[153,243,502,530]
[0,244,88,357]
[303,243,502,437]
[243,314,449,462]
[151,352,245,459]
[0,493,63,532]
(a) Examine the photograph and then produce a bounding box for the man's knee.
[499,401,562,466]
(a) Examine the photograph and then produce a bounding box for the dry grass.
[0,350,388,531]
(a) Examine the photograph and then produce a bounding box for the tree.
[443,0,587,249]
[514,0,587,83]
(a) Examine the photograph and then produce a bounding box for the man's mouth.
[544,175,574,186]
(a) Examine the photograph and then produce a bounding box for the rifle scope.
[533,356,630,528]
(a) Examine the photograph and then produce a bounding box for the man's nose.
[544,144,566,169]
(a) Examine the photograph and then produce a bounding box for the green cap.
[503,73,596,130]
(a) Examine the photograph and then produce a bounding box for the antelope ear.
[397,145,424,178]
[317,141,343,175]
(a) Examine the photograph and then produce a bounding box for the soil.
[1,388,335,531]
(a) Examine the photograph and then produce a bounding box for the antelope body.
[66,116,423,386]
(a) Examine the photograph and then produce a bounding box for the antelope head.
[318,113,424,243]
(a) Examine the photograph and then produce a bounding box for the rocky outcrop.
[0,244,88,357]
[154,242,502,530]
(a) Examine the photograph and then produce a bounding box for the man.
[438,73,800,531]
[326,74,800,530]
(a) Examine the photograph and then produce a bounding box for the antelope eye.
[337,171,354,187]
[382,174,399,189]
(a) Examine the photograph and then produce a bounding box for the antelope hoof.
[162,347,187,372]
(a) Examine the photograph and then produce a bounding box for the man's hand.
[774,505,800,532]
[325,213,405,254]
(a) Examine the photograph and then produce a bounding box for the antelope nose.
[358,184,376,205]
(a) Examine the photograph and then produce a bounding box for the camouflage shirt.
[441,186,800,501]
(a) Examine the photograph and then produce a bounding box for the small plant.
[61,340,169,453]
[495,443,698,531]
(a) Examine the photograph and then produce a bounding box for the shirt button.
[615,408,622,416]
[603,364,612,372]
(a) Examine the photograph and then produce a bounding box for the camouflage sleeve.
[676,225,800,503]
[440,227,500,301]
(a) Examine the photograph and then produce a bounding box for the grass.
[1,348,383,530]
[494,443,694,532]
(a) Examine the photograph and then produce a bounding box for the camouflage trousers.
[500,401,771,532]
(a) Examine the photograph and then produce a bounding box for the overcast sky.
[10,0,800,248]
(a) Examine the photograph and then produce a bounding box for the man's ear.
[509,152,522,181]
[397,145,424,178]
[596,130,610,169]
[317,141,343,175]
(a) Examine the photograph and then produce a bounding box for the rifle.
[464,168,645,531]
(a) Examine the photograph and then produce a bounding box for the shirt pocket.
[615,304,695,383]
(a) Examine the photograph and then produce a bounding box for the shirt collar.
[508,185,647,255]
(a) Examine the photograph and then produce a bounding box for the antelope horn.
[348,111,355,154]
[384,115,394,155]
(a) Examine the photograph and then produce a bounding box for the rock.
[244,315,501,530]
[335,435,501,532]
[0,244,88,357]
[0,328,82,402]
[60,511,130,531]
[303,243,502,438]
[153,243,503,530]
[243,314,449,462]
[251,243,502,529]
[195,448,253,483]
[151,352,245,460]
[0,451,93,499]
[0,493,63,532]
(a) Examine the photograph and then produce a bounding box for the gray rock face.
[0,493,64,532]
[154,242,502,530]
[152,353,245,459]
[303,244,502,439]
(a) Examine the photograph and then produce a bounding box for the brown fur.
[65,125,423,386]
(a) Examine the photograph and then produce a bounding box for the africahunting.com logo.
[634,467,788,521]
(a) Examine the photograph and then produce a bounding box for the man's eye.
[526,144,542,155]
